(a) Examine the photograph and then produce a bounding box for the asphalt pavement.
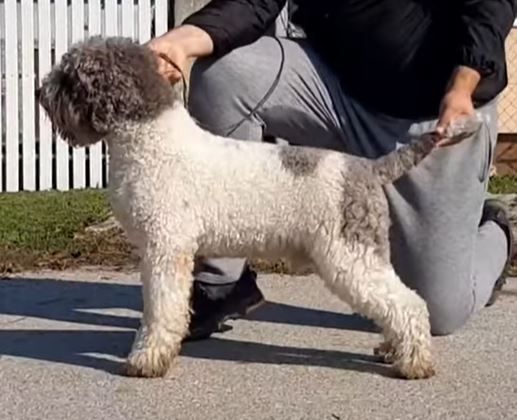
[1,269,516,420]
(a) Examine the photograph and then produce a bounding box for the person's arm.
[147,0,286,82]
[183,0,287,57]
[437,0,516,137]
[454,0,516,82]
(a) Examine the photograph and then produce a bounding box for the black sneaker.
[482,199,514,307]
[185,266,265,341]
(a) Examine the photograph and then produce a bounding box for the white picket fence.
[0,0,169,192]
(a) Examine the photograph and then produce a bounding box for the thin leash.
[157,52,189,109]
[157,36,285,137]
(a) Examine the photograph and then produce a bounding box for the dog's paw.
[122,347,176,378]
[373,341,396,364]
[395,361,436,380]
[394,351,436,380]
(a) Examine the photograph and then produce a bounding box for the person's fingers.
[144,39,185,81]
[435,125,446,138]
[154,54,182,83]
[436,109,453,136]
[435,107,459,147]
[436,136,463,148]
[435,112,479,148]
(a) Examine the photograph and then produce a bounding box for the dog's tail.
[372,116,483,185]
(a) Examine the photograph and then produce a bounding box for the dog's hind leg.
[317,246,435,380]
[123,239,196,378]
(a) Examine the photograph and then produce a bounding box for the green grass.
[0,189,110,251]
[488,175,517,195]
[0,175,516,273]
[0,189,134,273]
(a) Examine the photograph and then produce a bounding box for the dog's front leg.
[123,242,195,378]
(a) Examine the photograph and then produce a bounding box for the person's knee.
[424,294,473,336]
[394,245,478,336]
[403,265,474,336]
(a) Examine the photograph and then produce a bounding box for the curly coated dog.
[38,36,482,380]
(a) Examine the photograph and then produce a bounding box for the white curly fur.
[105,104,436,380]
[38,36,483,380]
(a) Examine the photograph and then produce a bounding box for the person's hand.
[435,65,480,147]
[145,25,214,84]
[146,35,189,84]
[435,88,475,147]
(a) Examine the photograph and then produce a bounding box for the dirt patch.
[0,228,138,274]
[1,185,517,275]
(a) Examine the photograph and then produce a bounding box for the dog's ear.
[38,66,89,145]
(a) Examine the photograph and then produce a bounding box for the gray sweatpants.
[187,36,507,335]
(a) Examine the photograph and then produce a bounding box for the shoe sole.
[184,296,266,342]
[225,296,266,321]
[482,199,513,307]
[486,277,507,307]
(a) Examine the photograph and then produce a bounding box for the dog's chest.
[107,172,154,247]
[108,187,140,242]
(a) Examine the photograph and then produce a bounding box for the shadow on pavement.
[0,329,131,374]
[181,337,392,377]
[248,301,376,332]
[0,276,386,377]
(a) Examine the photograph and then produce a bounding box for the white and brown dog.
[38,36,481,380]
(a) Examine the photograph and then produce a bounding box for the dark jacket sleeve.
[183,0,287,56]
[456,0,516,77]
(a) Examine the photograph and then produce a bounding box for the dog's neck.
[107,102,200,147]
[104,102,207,176]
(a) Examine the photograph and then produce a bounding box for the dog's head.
[37,36,178,147]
